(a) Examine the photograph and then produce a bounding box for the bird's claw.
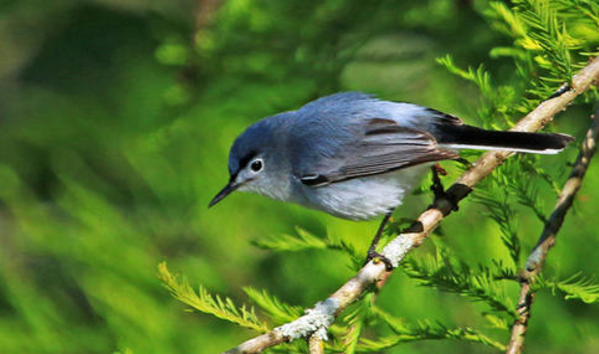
[429,164,459,212]
[366,250,394,271]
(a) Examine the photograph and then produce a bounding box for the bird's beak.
[208,181,240,208]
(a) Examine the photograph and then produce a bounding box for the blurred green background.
[0,0,597,353]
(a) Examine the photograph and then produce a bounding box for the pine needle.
[243,287,303,325]
[158,262,269,332]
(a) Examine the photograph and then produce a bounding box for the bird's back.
[286,92,436,179]
[281,93,437,219]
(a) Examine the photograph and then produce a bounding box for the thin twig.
[505,107,599,354]
[220,56,599,354]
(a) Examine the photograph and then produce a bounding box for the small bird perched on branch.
[209,92,573,267]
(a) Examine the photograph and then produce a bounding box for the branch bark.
[308,336,324,354]
[221,56,599,354]
[505,106,599,354]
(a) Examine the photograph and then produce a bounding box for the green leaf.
[539,273,599,304]
[471,188,521,267]
[341,294,374,354]
[243,287,303,325]
[483,313,511,330]
[252,227,365,270]
[401,247,518,319]
[436,55,492,98]
[251,227,328,252]
[362,307,505,351]
[158,262,269,332]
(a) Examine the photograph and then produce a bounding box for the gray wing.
[298,118,459,187]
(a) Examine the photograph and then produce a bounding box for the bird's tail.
[435,124,574,154]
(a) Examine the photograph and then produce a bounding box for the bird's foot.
[430,164,459,212]
[430,163,447,202]
[366,249,394,271]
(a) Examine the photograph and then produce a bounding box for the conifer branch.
[220,56,599,354]
[158,263,269,332]
[369,306,507,351]
[505,105,599,354]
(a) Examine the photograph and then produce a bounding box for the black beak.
[208,182,240,208]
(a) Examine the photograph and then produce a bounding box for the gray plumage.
[210,92,573,220]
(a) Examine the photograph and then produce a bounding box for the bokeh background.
[0,0,597,353]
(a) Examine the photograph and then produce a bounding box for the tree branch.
[308,335,324,354]
[505,106,599,354]
[220,56,599,354]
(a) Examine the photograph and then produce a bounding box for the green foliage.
[401,246,518,319]
[436,55,504,128]
[471,188,522,267]
[253,227,365,270]
[485,0,599,104]
[252,227,329,252]
[338,294,372,354]
[363,306,506,351]
[113,349,134,354]
[509,177,548,223]
[242,287,303,325]
[158,263,269,332]
[1,0,598,353]
[536,273,599,304]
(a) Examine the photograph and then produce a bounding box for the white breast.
[299,165,429,220]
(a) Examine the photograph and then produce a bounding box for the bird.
[209,92,573,267]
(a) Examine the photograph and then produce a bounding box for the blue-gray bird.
[209,92,573,266]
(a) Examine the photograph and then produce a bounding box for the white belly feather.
[301,165,429,220]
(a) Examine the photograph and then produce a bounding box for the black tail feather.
[435,124,574,154]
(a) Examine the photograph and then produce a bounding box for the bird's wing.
[298,118,458,187]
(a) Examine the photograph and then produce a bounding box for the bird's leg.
[430,163,447,202]
[430,163,459,212]
[366,209,395,271]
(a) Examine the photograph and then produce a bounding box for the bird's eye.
[250,159,264,173]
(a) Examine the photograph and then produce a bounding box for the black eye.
[250,159,263,172]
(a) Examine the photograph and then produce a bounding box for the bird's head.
[209,119,283,207]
